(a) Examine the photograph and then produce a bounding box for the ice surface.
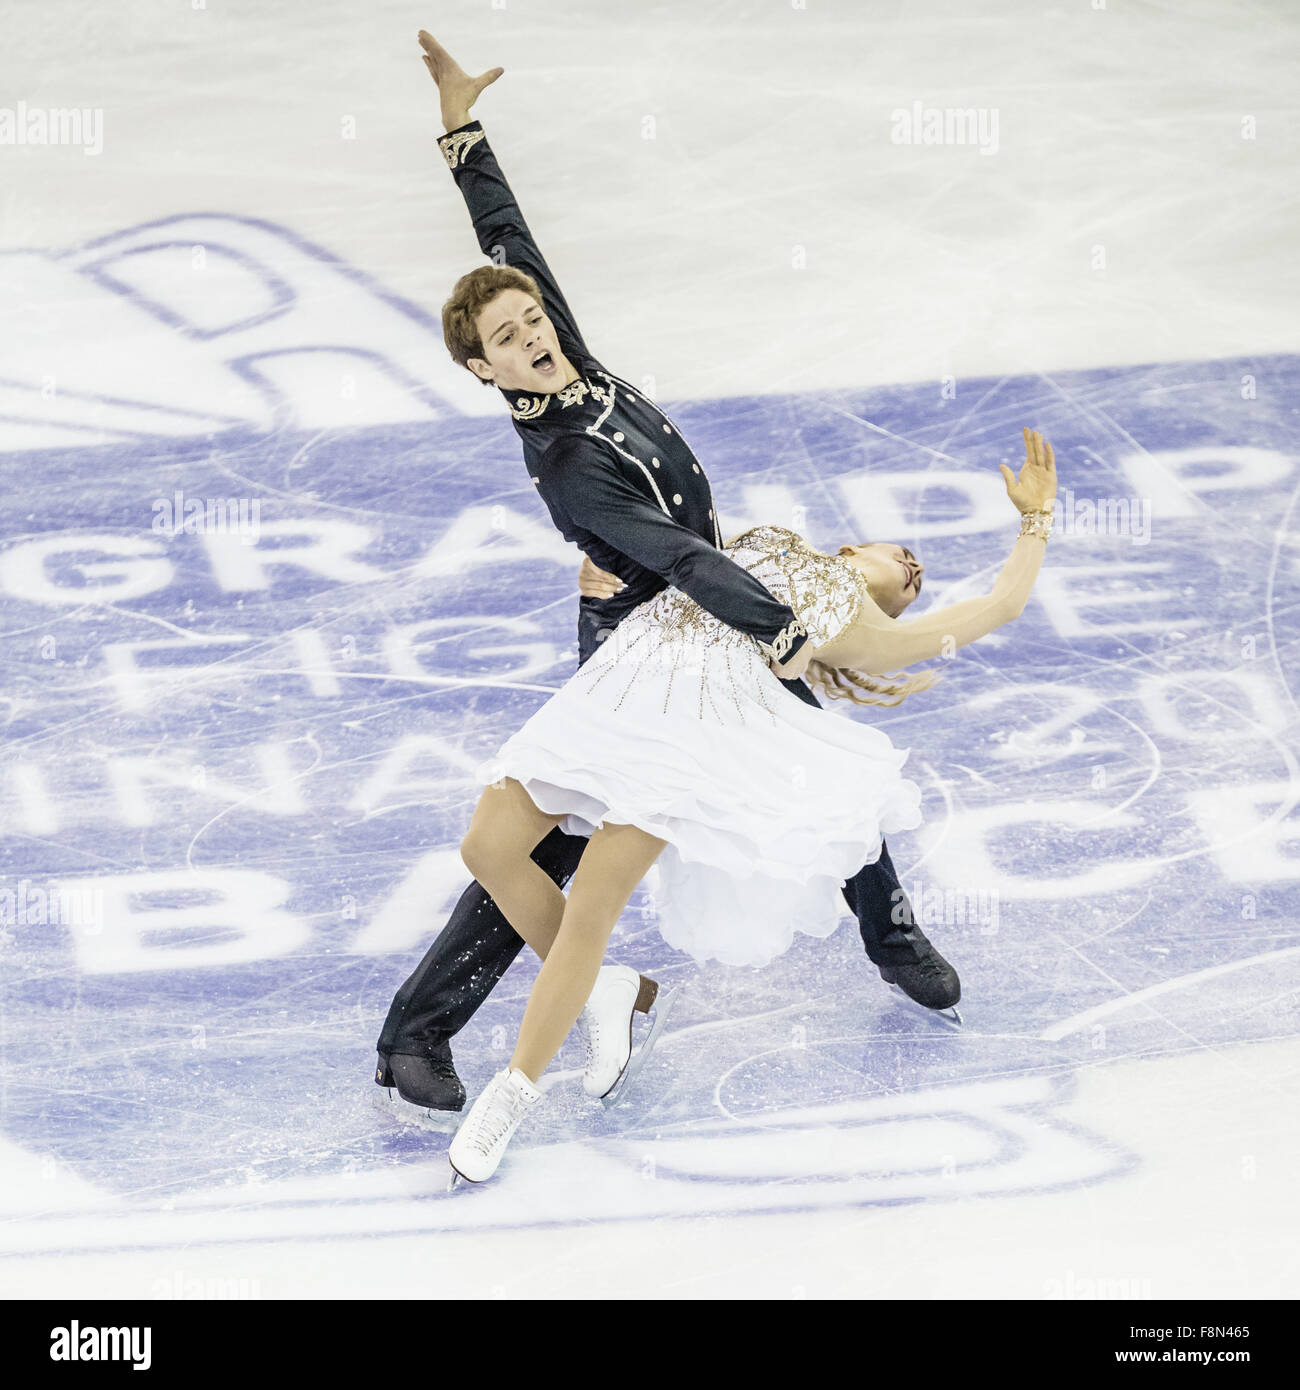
[0,0,1297,1299]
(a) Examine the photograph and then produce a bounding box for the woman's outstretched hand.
[418,29,503,132]
[999,427,1057,514]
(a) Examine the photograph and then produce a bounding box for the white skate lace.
[580,1011,600,1073]
[465,1081,529,1155]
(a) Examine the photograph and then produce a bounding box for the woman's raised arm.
[816,428,1057,675]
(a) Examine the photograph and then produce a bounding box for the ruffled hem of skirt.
[479,740,922,891]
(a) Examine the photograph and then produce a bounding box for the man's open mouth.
[532,350,555,374]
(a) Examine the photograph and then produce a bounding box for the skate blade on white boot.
[600,984,681,1110]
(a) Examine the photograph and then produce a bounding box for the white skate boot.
[577,965,661,1101]
[447,1067,543,1186]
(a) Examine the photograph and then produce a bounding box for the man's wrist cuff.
[438,120,485,169]
[760,619,809,665]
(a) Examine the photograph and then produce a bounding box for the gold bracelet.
[1019,507,1055,542]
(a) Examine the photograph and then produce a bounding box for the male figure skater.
[375,31,959,1115]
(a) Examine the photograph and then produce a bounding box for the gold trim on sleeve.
[760,618,808,664]
[439,128,486,170]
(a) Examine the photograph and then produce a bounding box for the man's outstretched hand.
[418,29,503,132]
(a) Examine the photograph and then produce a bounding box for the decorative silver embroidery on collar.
[439,128,486,170]
[507,375,601,421]
[510,394,549,420]
[557,379,590,408]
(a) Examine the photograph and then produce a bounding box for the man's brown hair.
[441,265,544,382]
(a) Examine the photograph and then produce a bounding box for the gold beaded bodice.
[725,526,870,646]
[576,526,871,722]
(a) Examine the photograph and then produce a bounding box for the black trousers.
[377,676,929,1062]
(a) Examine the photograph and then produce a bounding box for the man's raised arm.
[418,29,589,360]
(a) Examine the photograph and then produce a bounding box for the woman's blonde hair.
[805,660,940,708]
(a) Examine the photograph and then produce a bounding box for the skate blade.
[601,985,681,1110]
[370,1086,463,1134]
[889,985,963,1030]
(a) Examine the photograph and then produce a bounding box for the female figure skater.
[449,427,1057,1184]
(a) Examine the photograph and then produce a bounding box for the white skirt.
[479,605,923,968]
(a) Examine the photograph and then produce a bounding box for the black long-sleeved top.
[437,120,809,668]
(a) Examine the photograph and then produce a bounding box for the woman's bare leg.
[510,820,665,1083]
[460,778,567,960]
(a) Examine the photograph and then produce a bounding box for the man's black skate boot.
[375,1040,466,1112]
[879,945,962,1024]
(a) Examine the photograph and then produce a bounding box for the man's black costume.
[376,120,958,1110]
